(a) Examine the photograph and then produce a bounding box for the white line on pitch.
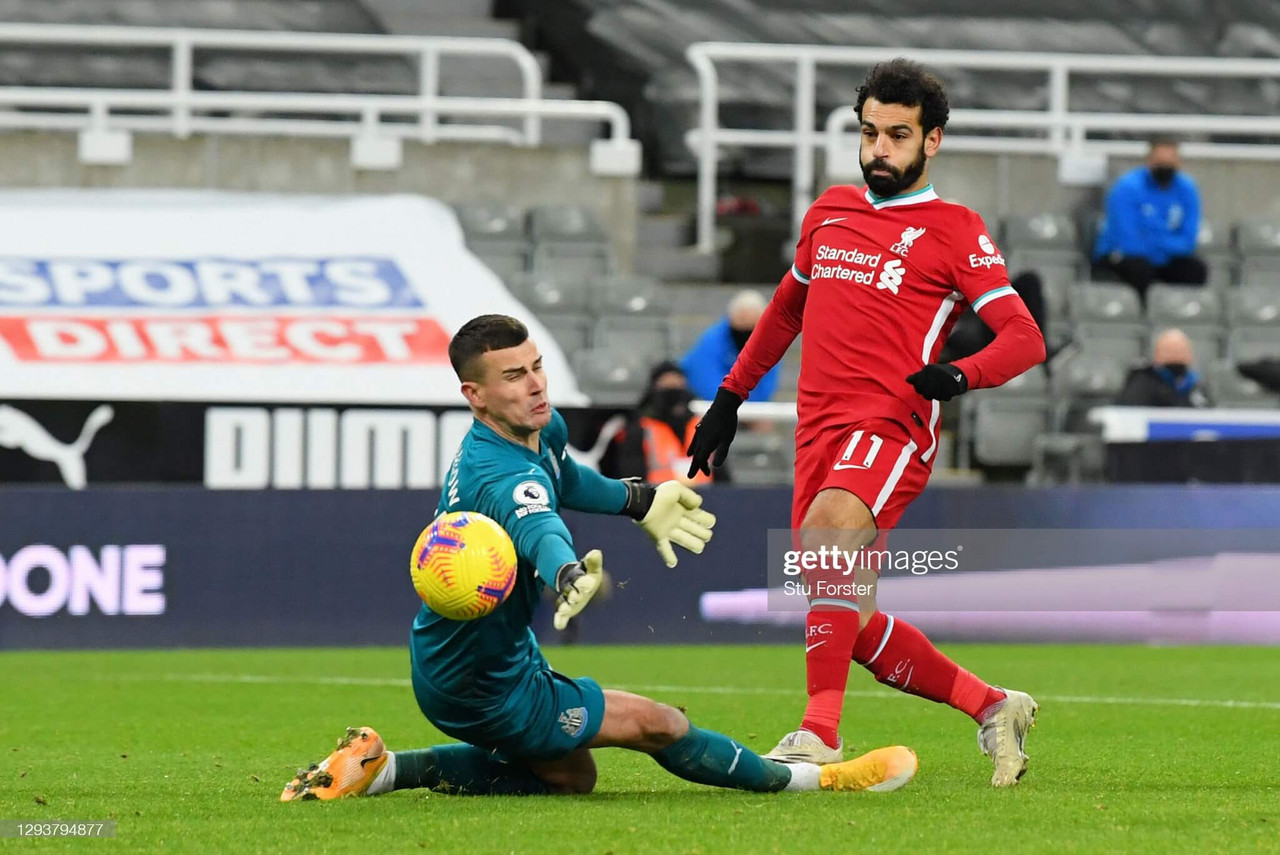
[97,672,1280,711]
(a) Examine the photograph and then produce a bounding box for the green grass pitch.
[2,644,1277,853]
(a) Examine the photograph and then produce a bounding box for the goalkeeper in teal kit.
[283,314,916,800]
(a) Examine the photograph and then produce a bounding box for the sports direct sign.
[0,192,583,404]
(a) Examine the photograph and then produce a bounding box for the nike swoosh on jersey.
[821,217,848,226]
[805,641,827,653]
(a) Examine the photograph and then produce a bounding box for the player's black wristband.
[619,477,656,521]
[554,560,586,600]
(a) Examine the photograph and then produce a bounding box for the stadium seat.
[590,275,669,317]
[1008,253,1081,290]
[1203,257,1238,291]
[1036,277,1072,349]
[671,313,719,356]
[970,397,1050,467]
[455,203,528,251]
[1240,259,1280,286]
[1177,325,1226,362]
[998,212,1080,255]
[987,363,1050,396]
[593,317,673,362]
[1074,282,1143,322]
[1147,284,1223,326]
[1052,349,1130,398]
[529,205,609,244]
[571,348,648,406]
[1229,284,1280,325]
[1028,432,1106,485]
[1234,220,1280,255]
[1050,349,1130,432]
[1196,216,1237,289]
[507,272,591,315]
[474,250,528,282]
[1070,325,1147,361]
[539,314,593,353]
[1197,219,1233,255]
[1227,326,1280,363]
[1204,360,1280,407]
[532,244,614,278]
[726,429,793,486]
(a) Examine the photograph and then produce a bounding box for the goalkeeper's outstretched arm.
[560,455,716,568]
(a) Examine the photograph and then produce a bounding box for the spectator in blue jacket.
[1093,138,1207,301]
[680,289,780,402]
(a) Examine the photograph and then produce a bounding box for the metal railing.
[0,23,639,174]
[686,42,1280,252]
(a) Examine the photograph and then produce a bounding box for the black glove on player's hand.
[685,387,743,477]
[906,364,969,402]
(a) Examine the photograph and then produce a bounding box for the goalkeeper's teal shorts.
[411,651,605,762]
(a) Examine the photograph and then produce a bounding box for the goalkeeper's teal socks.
[652,725,802,792]
[373,731,817,796]
[386,745,550,795]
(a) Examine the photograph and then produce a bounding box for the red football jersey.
[724,183,1044,464]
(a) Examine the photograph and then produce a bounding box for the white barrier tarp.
[0,190,584,405]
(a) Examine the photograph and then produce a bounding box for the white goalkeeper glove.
[622,479,716,568]
[553,549,603,631]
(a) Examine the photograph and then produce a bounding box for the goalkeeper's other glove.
[622,479,716,568]
[685,387,743,477]
[906,363,969,402]
[553,549,603,630]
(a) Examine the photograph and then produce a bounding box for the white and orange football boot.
[819,745,918,793]
[280,726,389,802]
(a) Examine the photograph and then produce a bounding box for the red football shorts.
[791,416,931,547]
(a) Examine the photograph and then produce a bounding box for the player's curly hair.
[855,58,950,136]
[449,313,529,381]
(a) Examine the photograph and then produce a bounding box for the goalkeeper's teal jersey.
[411,409,620,711]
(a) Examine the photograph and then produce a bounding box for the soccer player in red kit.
[687,59,1046,787]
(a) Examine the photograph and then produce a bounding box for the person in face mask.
[1092,138,1208,303]
[1116,328,1213,408]
[601,362,721,485]
[680,289,781,402]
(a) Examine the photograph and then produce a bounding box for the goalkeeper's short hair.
[448,314,529,381]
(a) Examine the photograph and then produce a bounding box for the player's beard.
[861,142,927,198]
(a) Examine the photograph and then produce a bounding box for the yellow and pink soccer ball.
[410,512,518,620]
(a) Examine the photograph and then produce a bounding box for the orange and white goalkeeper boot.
[281,726,390,801]
[819,745,918,792]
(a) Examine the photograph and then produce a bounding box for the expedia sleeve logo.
[969,235,1006,269]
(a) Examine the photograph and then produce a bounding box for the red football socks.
[798,607,860,748]
[852,611,1006,723]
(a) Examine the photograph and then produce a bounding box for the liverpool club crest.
[890,226,927,257]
